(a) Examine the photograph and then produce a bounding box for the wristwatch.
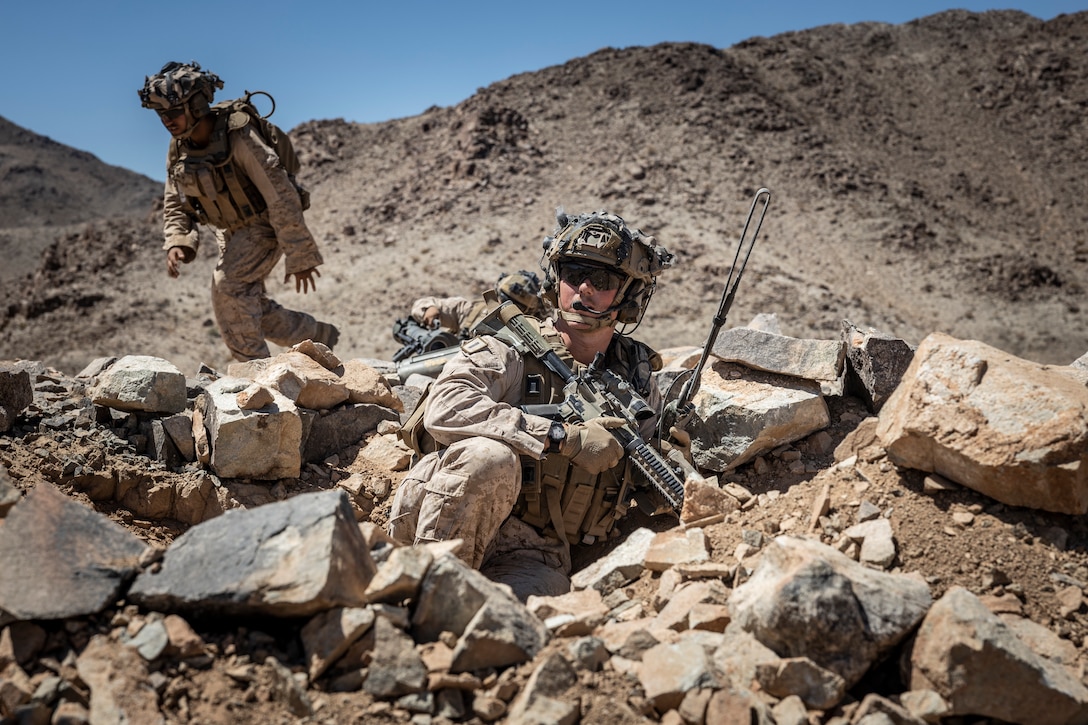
[547,421,566,454]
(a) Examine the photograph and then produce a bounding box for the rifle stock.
[494,302,687,512]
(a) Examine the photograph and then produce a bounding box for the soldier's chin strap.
[557,309,617,330]
[170,104,202,142]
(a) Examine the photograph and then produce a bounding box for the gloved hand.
[561,417,626,473]
[667,425,693,465]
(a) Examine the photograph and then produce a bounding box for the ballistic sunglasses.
[156,107,186,121]
[558,262,624,291]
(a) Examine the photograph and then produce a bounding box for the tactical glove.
[561,417,626,473]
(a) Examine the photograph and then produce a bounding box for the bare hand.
[166,247,187,278]
[421,306,441,327]
[287,267,321,294]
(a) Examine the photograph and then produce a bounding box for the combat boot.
[313,322,340,350]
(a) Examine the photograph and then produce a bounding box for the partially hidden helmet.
[139,61,223,121]
[496,270,543,317]
[540,209,674,326]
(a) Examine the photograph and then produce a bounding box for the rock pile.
[1,321,1087,723]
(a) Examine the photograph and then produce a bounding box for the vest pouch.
[398,382,438,458]
[516,456,554,530]
[515,454,623,544]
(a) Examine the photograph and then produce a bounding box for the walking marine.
[139,61,338,361]
[389,209,684,600]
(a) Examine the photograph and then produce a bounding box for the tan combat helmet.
[496,270,543,317]
[540,209,674,328]
[138,61,224,136]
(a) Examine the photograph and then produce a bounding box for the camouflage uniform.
[409,296,487,336]
[409,271,542,337]
[163,122,327,361]
[388,317,661,600]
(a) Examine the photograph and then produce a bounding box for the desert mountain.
[0,117,160,287]
[0,117,159,229]
[2,9,1087,374]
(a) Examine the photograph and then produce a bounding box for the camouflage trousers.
[388,437,571,601]
[211,221,320,361]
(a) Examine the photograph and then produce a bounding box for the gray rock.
[713,326,846,382]
[128,489,375,617]
[363,616,427,698]
[200,377,303,480]
[0,484,148,621]
[570,527,655,596]
[728,535,932,689]
[841,320,915,413]
[410,554,493,643]
[0,364,33,433]
[689,361,830,472]
[300,403,398,463]
[507,652,578,722]
[90,355,187,414]
[755,656,847,710]
[843,517,898,569]
[161,412,196,462]
[449,588,549,672]
[301,606,376,680]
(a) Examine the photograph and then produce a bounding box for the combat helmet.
[540,209,674,328]
[139,61,223,136]
[496,270,543,317]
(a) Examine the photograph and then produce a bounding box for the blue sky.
[3,1,1084,182]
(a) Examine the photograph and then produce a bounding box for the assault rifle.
[660,187,771,437]
[391,318,460,363]
[486,300,687,512]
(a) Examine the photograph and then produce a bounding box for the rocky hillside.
[1,9,1087,374]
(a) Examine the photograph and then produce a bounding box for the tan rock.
[877,333,1088,515]
[343,359,404,411]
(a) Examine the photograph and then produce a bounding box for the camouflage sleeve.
[410,296,476,330]
[423,335,552,458]
[162,154,199,256]
[230,127,323,275]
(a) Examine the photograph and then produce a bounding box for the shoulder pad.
[227,110,252,132]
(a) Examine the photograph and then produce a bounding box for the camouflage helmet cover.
[139,61,223,120]
[496,269,543,316]
[540,209,674,325]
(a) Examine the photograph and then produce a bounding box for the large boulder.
[876,333,1088,514]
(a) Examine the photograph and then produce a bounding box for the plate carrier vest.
[166,101,308,233]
